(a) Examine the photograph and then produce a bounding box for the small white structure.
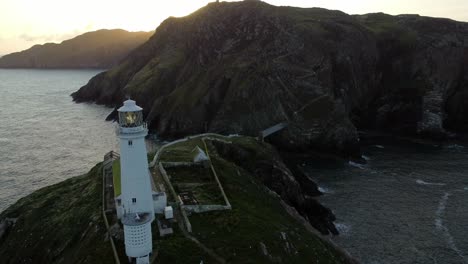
[116,99,155,264]
[164,206,174,219]
[192,146,210,167]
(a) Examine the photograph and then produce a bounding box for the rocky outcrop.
[354,13,468,138]
[0,29,153,69]
[211,139,338,235]
[72,1,468,156]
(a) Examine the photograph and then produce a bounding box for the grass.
[164,154,225,205]
[166,166,213,183]
[185,138,347,263]
[0,164,115,264]
[153,221,217,263]
[160,138,204,162]
[112,159,121,197]
[156,136,349,263]
[0,136,350,263]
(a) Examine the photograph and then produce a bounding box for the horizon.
[1,0,467,55]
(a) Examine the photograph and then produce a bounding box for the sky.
[0,0,467,55]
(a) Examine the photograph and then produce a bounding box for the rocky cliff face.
[0,29,153,69]
[72,1,468,156]
[211,139,337,235]
[354,13,468,138]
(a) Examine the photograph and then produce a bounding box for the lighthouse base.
[136,255,150,264]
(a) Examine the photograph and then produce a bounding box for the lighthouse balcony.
[116,122,148,136]
[122,212,152,226]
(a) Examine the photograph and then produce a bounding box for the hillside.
[0,137,354,263]
[0,165,113,263]
[72,1,468,157]
[0,29,153,69]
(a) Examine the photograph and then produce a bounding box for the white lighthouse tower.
[117,99,154,264]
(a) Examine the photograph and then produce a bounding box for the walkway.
[260,122,288,140]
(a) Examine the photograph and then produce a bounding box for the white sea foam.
[362,155,371,161]
[348,161,366,169]
[318,186,334,194]
[434,193,467,262]
[447,144,465,149]
[435,193,449,229]
[335,223,351,235]
[416,179,446,186]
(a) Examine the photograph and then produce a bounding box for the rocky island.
[0,135,354,264]
[2,1,468,263]
[0,29,153,69]
[72,0,468,157]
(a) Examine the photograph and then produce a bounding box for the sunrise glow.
[1,0,467,55]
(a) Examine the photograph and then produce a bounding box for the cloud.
[18,24,95,43]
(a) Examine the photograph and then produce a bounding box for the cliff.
[0,137,354,263]
[0,29,153,69]
[71,1,468,157]
[0,165,114,264]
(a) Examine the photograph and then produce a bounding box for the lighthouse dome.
[118,99,142,112]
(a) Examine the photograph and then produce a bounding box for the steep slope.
[353,13,468,137]
[0,29,153,69]
[0,138,355,263]
[0,165,114,264]
[72,1,468,156]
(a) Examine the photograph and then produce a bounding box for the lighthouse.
[117,99,154,264]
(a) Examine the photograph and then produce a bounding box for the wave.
[374,145,385,149]
[318,186,334,194]
[446,144,464,149]
[362,155,371,161]
[416,179,446,186]
[434,193,467,262]
[348,161,366,169]
[335,223,351,235]
[0,138,9,142]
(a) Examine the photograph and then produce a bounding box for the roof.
[192,146,209,161]
[118,99,143,112]
[122,212,152,226]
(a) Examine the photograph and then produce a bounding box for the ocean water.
[309,141,468,264]
[0,69,119,212]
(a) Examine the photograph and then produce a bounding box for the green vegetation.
[0,136,350,263]
[0,164,114,264]
[153,221,217,263]
[355,13,418,49]
[160,138,204,162]
[162,140,225,205]
[112,159,121,196]
[156,136,349,263]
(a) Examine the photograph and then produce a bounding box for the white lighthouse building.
[117,99,155,264]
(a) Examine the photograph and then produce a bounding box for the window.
[128,140,133,146]
[132,198,136,203]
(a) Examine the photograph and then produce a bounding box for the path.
[259,122,288,141]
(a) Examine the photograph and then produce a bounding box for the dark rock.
[212,139,338,235]
[72,1,468,156]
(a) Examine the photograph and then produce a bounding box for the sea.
[310,140,468,264]
[0,69,118,212]
[0,69,467,263]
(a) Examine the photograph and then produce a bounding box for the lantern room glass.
[119,111,143,128]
